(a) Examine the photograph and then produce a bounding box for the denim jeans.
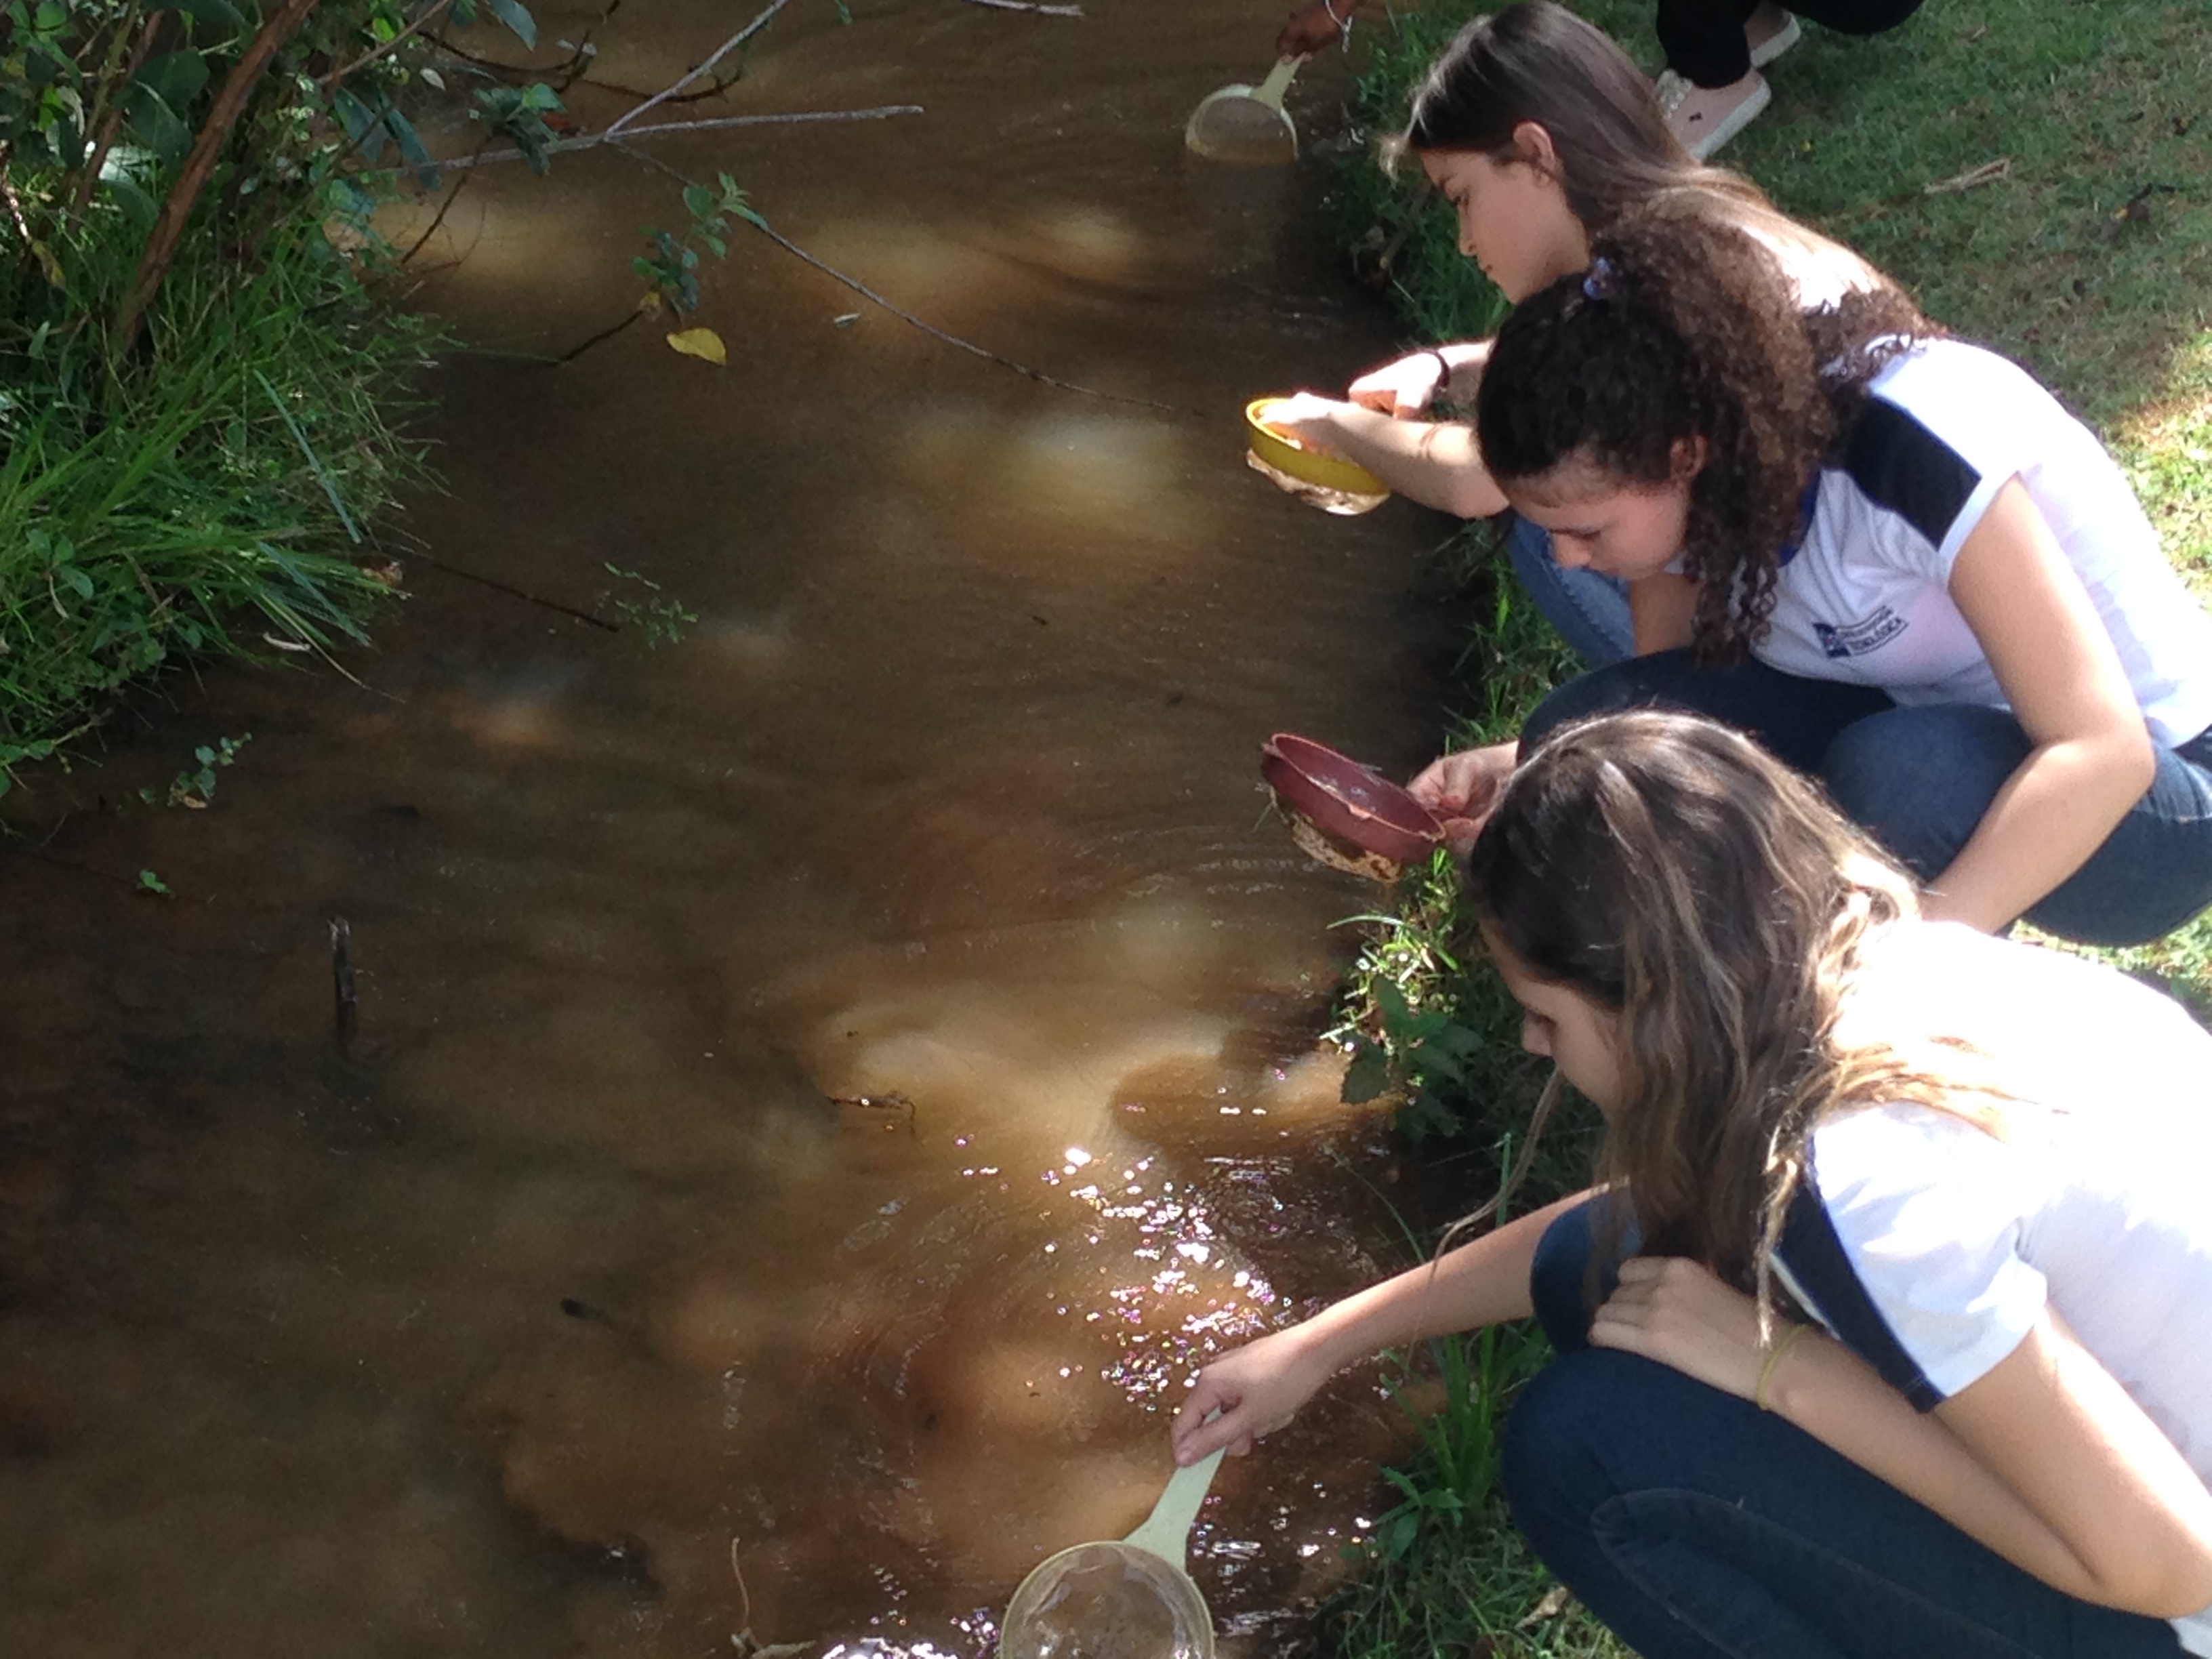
[1507,1202,2190,1659]
[1504,514,1634,667]
[1521,651,2212,947]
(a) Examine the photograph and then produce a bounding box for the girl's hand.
[1258,392,1352,458]
[1275,0,1357,58]
[1586,1256,1776,1401]
[1408,741,1515,851]
[1347,350,1449,418]
[1170,1330,1332,1464]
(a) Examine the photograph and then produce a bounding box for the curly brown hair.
[1475,209,1935,661]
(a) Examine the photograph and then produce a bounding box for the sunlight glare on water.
[0,3,1473,1657]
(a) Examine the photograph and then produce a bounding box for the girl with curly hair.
[1410,209,2212,947]
[1174,711,2212,1659]
[1260,1,1892,665]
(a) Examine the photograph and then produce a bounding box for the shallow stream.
[0,4,1477,1654]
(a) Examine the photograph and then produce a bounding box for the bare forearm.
[1311,405,1509,518]
[1282,1190,1593,1375]
[1769,1335,2110,1602]
[1922,736,2152,930]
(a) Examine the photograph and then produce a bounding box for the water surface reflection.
[0,1,1478,1653]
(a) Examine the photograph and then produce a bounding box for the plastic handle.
[1122,1447,1225,1570]
[1253,56,1300,109]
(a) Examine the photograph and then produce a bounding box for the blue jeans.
[1509,1203,2189,1659]
[1521,651,2212,947]
[1505,515,1634,667]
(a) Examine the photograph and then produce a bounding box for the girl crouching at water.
[1173,712,2212,1659]
[1263,0,1891,665]
[1410,209,2212,946]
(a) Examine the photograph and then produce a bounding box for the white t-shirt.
[1753,340,2212,748]
[1778,926,2212,1652]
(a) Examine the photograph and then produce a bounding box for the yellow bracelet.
[1754,1323,1809,1413]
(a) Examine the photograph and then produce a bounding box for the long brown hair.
[1390,0,1883,300]
[1465,712,1989,1311]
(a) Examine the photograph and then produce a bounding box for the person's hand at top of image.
[1275,0,1363,60]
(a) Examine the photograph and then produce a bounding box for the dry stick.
[417,103,924,174]
[605,0,802,136]
[550,304,648,364]
[113,0,323,354]
[331,917,359,1049]
[958,0,1085,15]
[617,142,1187,414]
[401,131,491,264]
[68,7,164,220]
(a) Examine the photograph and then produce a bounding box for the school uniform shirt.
[1771,924,2212,1653]
[1754,338,2212,749]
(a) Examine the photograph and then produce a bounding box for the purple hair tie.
[1582,258,1614,300]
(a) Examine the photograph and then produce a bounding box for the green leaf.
[122,83,192,165]
[331,85,386,162]
[484,0,536,49]
[138,869,172,897]
[156,0,248,28]
[135,49,210,116]
[59,566,94,599]
[102,169,159,228]
[1340,1040,1392,1104]
[682,183,714,219]
[380,103,442,190]
[518,81,562,112]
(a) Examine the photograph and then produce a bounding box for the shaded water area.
[0,3,1479,1654]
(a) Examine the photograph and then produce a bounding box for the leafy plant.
[140,731,249,807]
[602,563,696,647]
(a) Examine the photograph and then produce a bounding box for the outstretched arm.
[1170,1189,1594,1464]
[1262,392,1509,518]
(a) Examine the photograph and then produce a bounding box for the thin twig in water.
[959,0,1084,14]
[607,0,802,135]
[617,142,1186,414]
[407,105,924,176]
[412,552,621,631]
[402,150,477,263]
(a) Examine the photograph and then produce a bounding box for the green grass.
[1322,1,2212,1649]
[0,191,432,785]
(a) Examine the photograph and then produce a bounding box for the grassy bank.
[1317,1,2212,1651]
[0,209,432,782]
[0,0,567,792]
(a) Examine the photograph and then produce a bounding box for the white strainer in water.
[998,1446,1226,1659]
[1184,58,1300,165]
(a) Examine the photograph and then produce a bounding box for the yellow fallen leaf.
[665,327,727,365]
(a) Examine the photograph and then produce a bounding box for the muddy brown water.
[0,4,1486,1654]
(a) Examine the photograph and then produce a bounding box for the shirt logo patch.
[1812,607,1908,659]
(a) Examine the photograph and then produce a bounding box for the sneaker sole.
[1748,11,1801,68]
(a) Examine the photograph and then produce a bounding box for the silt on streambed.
[0,2,1476,1653]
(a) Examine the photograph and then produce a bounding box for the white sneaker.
[1658,68,1772,159]
[1747,5,1801,68]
